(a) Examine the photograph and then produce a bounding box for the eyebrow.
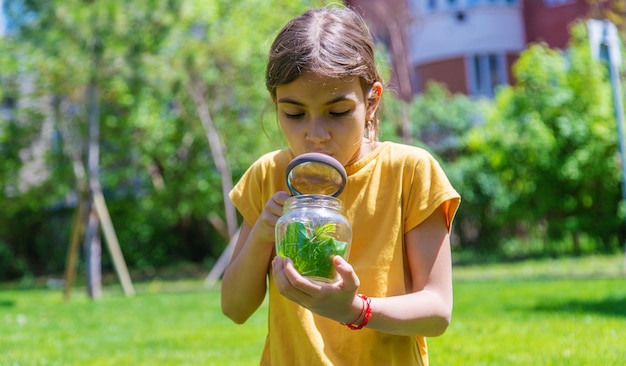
[277,95,353,106]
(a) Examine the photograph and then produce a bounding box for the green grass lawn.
[0,281,268,366]
[1,254,625,365]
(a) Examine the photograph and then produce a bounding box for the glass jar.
[275,194,352,283]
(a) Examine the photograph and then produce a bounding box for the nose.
[305,117,331,144]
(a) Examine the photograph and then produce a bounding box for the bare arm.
[221,191,290,324]
[272,204,453,337]
[365,204,453,336]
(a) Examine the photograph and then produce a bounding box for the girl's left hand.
[272,255,363,324]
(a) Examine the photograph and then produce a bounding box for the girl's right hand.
[221,190,290,324]
[253,191,290,244]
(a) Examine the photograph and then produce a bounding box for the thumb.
[333,255,360,289]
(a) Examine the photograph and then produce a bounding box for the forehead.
[276,72,364,102]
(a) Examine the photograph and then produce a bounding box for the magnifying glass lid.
[286,152,347,197]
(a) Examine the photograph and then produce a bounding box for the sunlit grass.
[1,254,625,365]
[452,253,626,280]
[430,276,625,365]
[1,282,267,365]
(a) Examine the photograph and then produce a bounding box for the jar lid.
[285,152,347,197]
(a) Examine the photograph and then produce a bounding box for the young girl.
[221,6,460,365]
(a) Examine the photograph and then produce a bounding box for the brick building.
[346,0,593,99]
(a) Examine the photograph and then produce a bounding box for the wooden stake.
[63,189,88,300]
[204,228,239,288]
[92,190,135,296]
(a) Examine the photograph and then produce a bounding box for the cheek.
[278,120,304,138]
[344,119,366,138]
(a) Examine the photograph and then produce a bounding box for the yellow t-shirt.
[229,141,460,366]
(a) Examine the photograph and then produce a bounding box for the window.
[468,54,507,97]
[544,0,575,6]
[465,0,518,6]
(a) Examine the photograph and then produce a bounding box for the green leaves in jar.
[277,221,348,280]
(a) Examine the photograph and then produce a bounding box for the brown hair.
[265,6,383,137]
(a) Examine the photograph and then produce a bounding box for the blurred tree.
[0,0,323,281]
[467,22,623,254]
[383,82,501,251]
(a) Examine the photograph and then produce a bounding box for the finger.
[269,191,290,214]
[273,191,290,205]
[260,192,291,232]
[272,257,303,292]
[273,257,317,304]
[272,256,289,289]
[272,257,300,303]
[282,258,322,294]
[263,192,288,219]
[332,256,360,290]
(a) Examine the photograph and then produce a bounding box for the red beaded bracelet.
[343,294,372,330]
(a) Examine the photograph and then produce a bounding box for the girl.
[221,5,460,365]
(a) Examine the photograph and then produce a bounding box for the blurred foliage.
[0,0,323,279]
[384,21,625,257]
[461,21,623,254]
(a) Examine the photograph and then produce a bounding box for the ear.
[366,82,383,121]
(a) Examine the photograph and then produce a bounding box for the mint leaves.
[277,221,349,280]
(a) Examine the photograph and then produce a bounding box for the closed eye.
[330,110,351,117]
[283,112,305,119]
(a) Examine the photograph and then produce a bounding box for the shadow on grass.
[534,295,626,318]
[0,299,16,307]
